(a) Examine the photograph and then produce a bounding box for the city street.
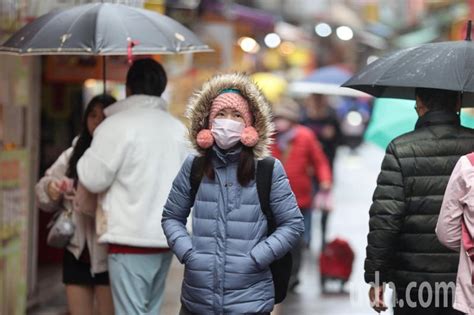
[4,2,472,314]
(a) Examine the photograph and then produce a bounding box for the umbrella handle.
[103,56,106,95]
[127,40,140,64]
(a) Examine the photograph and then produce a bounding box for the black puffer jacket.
[365,110,474,292]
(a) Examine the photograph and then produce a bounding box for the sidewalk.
[274,144,384,314]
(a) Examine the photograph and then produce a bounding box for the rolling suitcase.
[319,238,354,293]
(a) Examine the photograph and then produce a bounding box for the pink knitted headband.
[196,89,259,149]
[209,91,253,128]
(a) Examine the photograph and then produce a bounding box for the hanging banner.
[0,149,29,315]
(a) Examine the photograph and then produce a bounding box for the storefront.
[0,54,41,315]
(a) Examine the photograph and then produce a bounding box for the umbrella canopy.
[343,26,474,107]
[0,2,212,55]
[305,65,352,85]
[366,98,474,149]
[289,65,370,97]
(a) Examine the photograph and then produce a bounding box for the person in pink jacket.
[437,153,474,315]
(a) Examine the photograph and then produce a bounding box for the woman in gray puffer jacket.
[162,73,304,315]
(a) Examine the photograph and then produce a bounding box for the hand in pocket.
[183,250,196,265]
[245,254,264,273]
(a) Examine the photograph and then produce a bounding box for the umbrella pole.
[466,20,472,41]
[103,55,107,95]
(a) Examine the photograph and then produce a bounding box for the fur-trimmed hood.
[186,73,274,158]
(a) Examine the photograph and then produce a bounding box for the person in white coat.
[77,58,189,315]
[36,94,116,315]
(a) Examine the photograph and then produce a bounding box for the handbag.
[47,208,75,248]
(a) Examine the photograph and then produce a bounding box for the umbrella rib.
[371,51,410,87]
[104,4,132,52]
[133,8,175,52]
[19,9,64,51]
[25,4,99,53]
[462,42,474,92]
[92,3,100,51]
[357,48,416,90]
[61,4,100,51]
[1,9,55,48]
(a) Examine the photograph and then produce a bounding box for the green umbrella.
[365,98,474,149]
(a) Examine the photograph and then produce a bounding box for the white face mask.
[211,118,245,150]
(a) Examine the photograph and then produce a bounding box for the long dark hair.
[202,145,256,187]
[66,94,116,181]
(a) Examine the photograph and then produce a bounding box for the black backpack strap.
[190,156,205,204]
[256,157,276,235]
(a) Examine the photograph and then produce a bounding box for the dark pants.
[394,306,464,315]
[393,293,464,315]
[321,210,329,248]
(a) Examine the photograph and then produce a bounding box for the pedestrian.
[162,73,304,315]
[302,93,342,249]
[76,58,189,315]
[35,94,116,315]
[270,97,332,290]
[365,88,474,314]
[302,94,342,171]
[437,152,474,315]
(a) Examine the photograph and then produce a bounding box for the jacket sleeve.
[250,159,305,269]
[35,148,71,212]
[436,157,467,252]
[77,121,127,193]
[307,131,332,185]
[365,142,405,284]
[162,155,195,263]
[73,182,98,217]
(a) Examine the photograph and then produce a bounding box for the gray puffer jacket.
[162,73,304,314]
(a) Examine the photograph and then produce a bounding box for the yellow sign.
[144,1,166,14]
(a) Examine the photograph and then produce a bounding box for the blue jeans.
[179,306,270,315]
[108,251,173,315]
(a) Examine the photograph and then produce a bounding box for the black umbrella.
[343,21,474,106]
[0,2,212,91]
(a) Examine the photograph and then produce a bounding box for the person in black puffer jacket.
[365,87,474,315]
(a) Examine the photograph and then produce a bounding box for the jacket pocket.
[184,251,211,271]
[226,254,263,275]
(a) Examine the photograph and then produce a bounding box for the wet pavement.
[161,143,387,315]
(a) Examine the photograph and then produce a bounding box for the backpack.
[190,156,292,304]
